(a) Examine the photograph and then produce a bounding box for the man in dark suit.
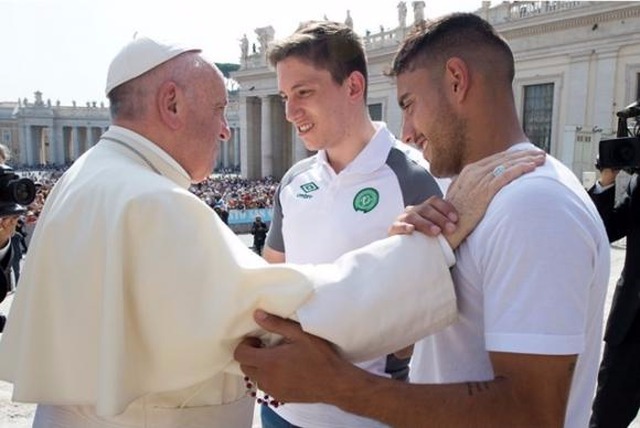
[590,167,640,427]
[0,215,20,332]
[251,216,268,256]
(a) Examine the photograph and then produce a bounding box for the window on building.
[368,103,383,121]
[1,129,10,144]
[523,83,554,153]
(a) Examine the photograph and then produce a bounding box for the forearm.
[326,368,564,428]
[295,233,455,362]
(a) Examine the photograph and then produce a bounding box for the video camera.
[0,165,36,217]
[597,100,640,170]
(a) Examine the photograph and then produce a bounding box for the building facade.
[0,89,242,170]
[232,1,640,183]
[0,93,110,166]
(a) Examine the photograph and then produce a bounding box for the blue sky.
[0,0,483,105]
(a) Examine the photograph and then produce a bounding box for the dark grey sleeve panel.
[265,156,318,253]
[265,182,285,252]
[386,147,442,206]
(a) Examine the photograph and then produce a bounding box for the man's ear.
[346,71,366,101]
[445,57,470,103]
[157,81,183,130]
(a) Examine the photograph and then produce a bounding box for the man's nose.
[401,120,415,144]
[219,120,231,142]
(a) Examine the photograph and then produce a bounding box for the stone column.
[233,127,240,169]
[222,134,229,168]
[62,127,71,163]
[24,125,34,165]
[592,48,619,133]
[84,126,90,152]
[240,97,249,177]
[293,132,308,163]
[18,125,28,166]
[227,128,237,169]
[90,127,99,147]
[77,127,88,156]
[54,125,64,165]
[563,51,591,168]
[260,95,273,178]
[72,127,80,159]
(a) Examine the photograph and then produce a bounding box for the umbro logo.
[300,182,319,193]
[296,182,319,199]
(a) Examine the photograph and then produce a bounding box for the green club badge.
[353,188,379,213]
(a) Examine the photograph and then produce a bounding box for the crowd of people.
[189,174,278,211]
[14,167,278,228]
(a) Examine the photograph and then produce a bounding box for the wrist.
[324,362,373,408]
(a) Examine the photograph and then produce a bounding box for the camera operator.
[0,144,14,331]
[589,105,640,426]
[0,144,36,332]
[0,214,19,331]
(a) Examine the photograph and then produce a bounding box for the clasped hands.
[234,149,546,404]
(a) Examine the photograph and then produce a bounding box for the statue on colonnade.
[345,10,353,29]
[398,2,407,28]
[412,1,425,24]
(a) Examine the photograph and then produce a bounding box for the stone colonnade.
[240,95,309,180]
[19,123,107,165]
[215,125,242,171]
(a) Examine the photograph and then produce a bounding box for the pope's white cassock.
[0,126,457,427]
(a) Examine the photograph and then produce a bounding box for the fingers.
[393,344,414,359]
[488,160,538,191]
[457,150,544,185]
[396,197,458,237]
[253,309,304,342]
[443,149,545,250]
[419,197,458,223]
[388,221,415,236]
[472,148,545,170]
[234,339,263,373]
[450,150,545,199]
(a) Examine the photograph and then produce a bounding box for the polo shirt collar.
[317,122,395,175]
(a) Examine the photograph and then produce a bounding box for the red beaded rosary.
[244,376,284,408]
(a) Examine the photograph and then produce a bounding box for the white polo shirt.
[266,122,443,428]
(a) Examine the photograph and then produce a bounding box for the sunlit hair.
[390,13,514,83]
[268,20,369,100]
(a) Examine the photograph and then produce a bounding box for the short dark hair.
[391,13,514,83]
[268,21,369,99]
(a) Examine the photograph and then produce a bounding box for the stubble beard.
[429,114,468,178]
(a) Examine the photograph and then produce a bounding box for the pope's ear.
[157,81,184,130]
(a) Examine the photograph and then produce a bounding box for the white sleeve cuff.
[437,234,456,267]
[296,233,457,362]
